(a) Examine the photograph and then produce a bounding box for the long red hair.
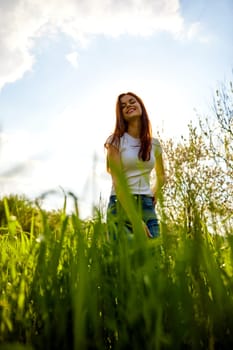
[107,92,152,161]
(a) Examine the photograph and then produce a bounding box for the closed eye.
[121,98,136,109]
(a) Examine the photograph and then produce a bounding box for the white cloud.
[0,104,109,217]
[0,129,51,201]
[65,51,79,68]
[0,0,186,89]
[186,22,202,39]
[182,21,212,43]
[0,129,48,168]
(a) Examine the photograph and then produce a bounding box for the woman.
[105,92,165,238]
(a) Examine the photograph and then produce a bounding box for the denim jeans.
[107,194,160,238]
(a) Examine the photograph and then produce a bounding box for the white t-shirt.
[106,132,162,196]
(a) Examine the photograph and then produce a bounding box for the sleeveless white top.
[105,132,162,196]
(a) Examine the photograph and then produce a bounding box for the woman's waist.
[111,181,152,196]
[109,194,154,200]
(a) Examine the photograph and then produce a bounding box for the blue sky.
[0,0,232,218]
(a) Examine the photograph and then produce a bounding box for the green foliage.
[0,195,38,235]
[160,79,233,236]
[0,200,233,349]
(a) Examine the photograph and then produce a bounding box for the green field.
[0,190,233,350]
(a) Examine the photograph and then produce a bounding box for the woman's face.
[120,94,142,122]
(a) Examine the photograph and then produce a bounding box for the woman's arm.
[152,152,166,205]
[107,144,132,216]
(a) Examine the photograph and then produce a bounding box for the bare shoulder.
[106,143,120,158]
[105,134,119,150]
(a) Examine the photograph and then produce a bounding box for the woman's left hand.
[152,196,157,206]
[142,220,153,238]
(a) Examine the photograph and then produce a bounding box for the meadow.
[0,81,233,349]
[0,182,233,350]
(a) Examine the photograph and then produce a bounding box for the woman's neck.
[127,120,141,138]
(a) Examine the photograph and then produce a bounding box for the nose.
[126,102,133,109]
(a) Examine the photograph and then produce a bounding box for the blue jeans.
[107,195,160,238]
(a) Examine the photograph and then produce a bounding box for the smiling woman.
[104,92,165,239]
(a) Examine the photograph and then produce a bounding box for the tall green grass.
[0,190,233,350]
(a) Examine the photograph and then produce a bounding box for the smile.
[127,107,136,114]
